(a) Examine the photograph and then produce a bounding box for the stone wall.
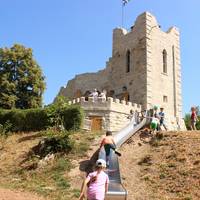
[69,97,141,132]
[144,12,185,130]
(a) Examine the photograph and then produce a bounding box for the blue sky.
[0,0,199,115]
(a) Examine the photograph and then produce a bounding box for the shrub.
[62,106,84,131]
[0,121,12,137]
[0,109,26,132]
[196,116,200,130]
[184,114,191,130]
[0,105,84,132]
[31,131,74,158]
[184,114,200,130]
[24,109,49,131]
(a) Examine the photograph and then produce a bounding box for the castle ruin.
[57,12,186,131]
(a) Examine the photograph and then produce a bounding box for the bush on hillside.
[62,106,84,131]
[184,114,191,130]
[0,105,84,132]
[184,113,200,130]
[0,109,26,132]
[196,116,200,130]
[24,109,49,131]
[31,132,74,158]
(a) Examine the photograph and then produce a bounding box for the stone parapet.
[68,97,141,132]
[69,97,141,114]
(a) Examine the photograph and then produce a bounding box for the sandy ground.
[0,189,45,200]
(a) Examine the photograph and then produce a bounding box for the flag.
[122,0,130,6]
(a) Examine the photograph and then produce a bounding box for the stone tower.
[57,12,185,130]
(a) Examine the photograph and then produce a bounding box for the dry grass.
[1,130,200,200]
[138,131,200,200]
[0,130,103,200]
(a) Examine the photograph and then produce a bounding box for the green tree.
[184,114,191,130]
[0,44,46,109]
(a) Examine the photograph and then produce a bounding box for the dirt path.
[0,188,45,200]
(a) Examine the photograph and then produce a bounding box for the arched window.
[126,50,131,73]
[162,49,167,73]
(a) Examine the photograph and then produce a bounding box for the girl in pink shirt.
[79,159,109,200]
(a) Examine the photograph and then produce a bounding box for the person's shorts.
[104,144,115,156]
[150,122,157,130]
[191,120,196,125]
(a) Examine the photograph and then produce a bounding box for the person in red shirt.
[190,107,198,130]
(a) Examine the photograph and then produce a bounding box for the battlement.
[68,97,141,114]
[69,97,142,132]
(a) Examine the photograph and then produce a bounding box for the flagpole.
[121,2,124,28]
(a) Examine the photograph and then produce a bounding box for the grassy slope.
[0,130,200,200]
[0,130,102,200]
[136,131,200,200]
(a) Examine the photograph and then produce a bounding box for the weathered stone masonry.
[57,12,185,131]
[69,97,141,132]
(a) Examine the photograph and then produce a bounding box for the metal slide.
[98,116,147,200]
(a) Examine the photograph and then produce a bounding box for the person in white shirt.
[99,90,106,101]
[90,88,98,101]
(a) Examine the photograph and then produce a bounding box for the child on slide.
[100,131,121,167]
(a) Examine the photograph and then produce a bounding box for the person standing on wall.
[190,107,198,130]
[78,159,109,200]
[99,90,106,102]
[90,88,99,101]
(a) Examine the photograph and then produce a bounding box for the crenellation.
[114,99,120,103]
[107,97,113,103]
[121,100,126,105]
[127,102,132,106]
[72,99,76,104]
[76,98,80,103]
[80,97,86,102]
